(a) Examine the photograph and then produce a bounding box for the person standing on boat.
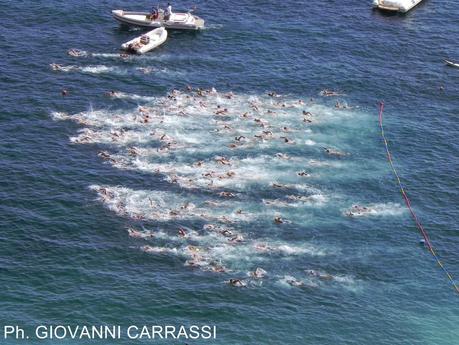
[164,2,173,20]
[150,7,159,20]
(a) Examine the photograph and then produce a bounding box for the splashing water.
[53,87,399,289]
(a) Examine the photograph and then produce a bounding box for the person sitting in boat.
[164,3,173,20]
[140,35,150,45]
[150,7,159,20]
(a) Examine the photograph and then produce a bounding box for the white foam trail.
[263,193,328,208]
[89,185,259,223]
[91,52,125,58]
[108,91,157,102]
[50,64,175,76]
[80,65,117,74]
[51,111,70,121]
[343,203,404,217]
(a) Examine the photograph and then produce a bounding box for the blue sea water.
[1,0,458,344]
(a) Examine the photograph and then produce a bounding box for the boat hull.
[445,60,459,68]
[112,10,204,30]
[373,0,424,13]
[121,27,168,54]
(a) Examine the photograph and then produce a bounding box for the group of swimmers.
[64,86,359,287]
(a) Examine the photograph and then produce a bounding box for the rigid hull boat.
[112,10,205,30]
[121,27,168,54]
[445,60,459,68]
[373,0,424,13]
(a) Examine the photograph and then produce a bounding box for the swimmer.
[220,229,233,237]
[280,136,295,144]
[263,130,273,136]
[346,204,372,217]
[229,234,244,243]
[203,224,216,231]
[67,48,86,57]
[128,147,138,156]
[215,157,231,165]
[254,243,267,253]
[180,202,195,210]
[275,153,290,160]
[335,101,345,109]
[50,63,63,71]
[215,107,228,116]
[228,279,246,287]
[306,270,333,281]
[219,191,235,198]
[274,216,284,224]
[320,89,342,97]
[61,89,69,96]
[138,106,150,115]
[211,264,226,273]
[187,245,201,254]
[186,85,193,91]
[97,151,111,160]
[132,214,145,221]
[250,267,267,279]
[323,147,347,157]
[119,53,129,59]
[128,228,153,239]
[141,245,175,254]
[178,228,187,238]
[286,278,304,287]
[141,245,154,253]
[297,171,310,177]
[105,90,118,97]
[250,102,259,111]
[137,67,154,74]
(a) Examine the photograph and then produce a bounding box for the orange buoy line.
[378,101,459,294]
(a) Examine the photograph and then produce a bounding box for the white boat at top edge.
[112,9,204,30]
[445,60,459,68]
[121,27,167,54]
[373,0,424,13]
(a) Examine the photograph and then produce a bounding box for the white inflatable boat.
[112,9,205,30]
[121,27,167,54]
[445,60,459,68]
[373,0,424,13]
